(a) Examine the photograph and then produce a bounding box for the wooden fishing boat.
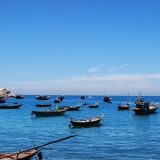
[103,96,111,102]
[67,105,81,111]
[35,95,50,100]
[36,103,52,107]
[14,94,25,99]
[53,98,61,103]
[0,148,39,160]
[59,105,81,111]
[59,103,82,111]
[57,95,65,101]
[118,103,130,110]
[53,95,65,103]
[0,103,22,109]
[80,95,85,99]
[0,135,76,160]
[31,108,66,117]
[118,93,130,110]
[89,102,98,108]
[70,114,104,127]
[131,101,158,114]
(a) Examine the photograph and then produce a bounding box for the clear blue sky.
[0,0,160,95]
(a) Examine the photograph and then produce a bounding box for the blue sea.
[0,95,160,160]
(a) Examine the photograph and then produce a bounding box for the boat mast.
[128,92,130,103]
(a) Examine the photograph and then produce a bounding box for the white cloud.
[7,73,160,85]
[88,65,104,73]
[88,68,98,72]
[107,68,117,72]
[108,64,129,72]
[2,73,160,95]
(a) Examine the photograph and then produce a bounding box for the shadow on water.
[133,112,158,117]
[31,115,66,119]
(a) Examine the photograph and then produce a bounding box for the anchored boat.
[70,114,104,127]
[131,101,158,114]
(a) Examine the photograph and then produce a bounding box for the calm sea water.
[0,95,160,160]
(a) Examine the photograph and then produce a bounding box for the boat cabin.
[135,97,144,103]
[136,102,150,109]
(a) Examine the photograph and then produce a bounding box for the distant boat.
[14,94,25,99]
[118,102,130,110]
[59,105,81,111]
[31,108,66,117]
[36,95,50,100]
[53,95,65,103]
[118,93,130,110]
[103,96,111,102]
[70,114,104,127]
[80,95,85,99]
[59,103,82,111]
[36,103,52,107]
[53,98,61,103]
[131,101,158,114]
[89,102,98,108]
[0,103,22,109]
[57,95,65,101]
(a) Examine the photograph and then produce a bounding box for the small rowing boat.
[0,135,76,160]
[0,103,22,109]
[31,108,66,117]
[70,114,104,127]
[89,102,98,108]
[118,103,130,110]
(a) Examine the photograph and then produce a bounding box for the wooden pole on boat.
[128,92,130,103]
[36,134,76,148]
[3,134,76,159]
